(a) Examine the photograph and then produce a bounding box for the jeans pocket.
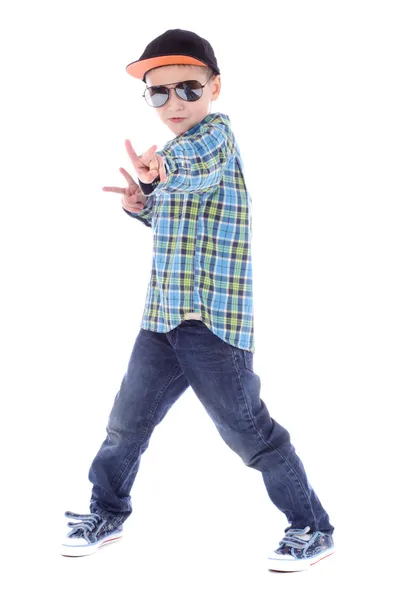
[243,350,254,372]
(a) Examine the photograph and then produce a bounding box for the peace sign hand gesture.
[124,140,167,184]
[102,167,147,213]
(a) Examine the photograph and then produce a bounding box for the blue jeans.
[89,321,334,534]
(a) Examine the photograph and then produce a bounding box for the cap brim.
[126,55,208,80]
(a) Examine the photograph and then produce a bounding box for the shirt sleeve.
[122,194,155,228]
[148,124,232,194]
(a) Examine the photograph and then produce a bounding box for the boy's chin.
[166,122,190,136]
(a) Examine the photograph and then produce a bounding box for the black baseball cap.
[126,29,220,82]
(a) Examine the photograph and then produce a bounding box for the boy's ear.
[211,75,221,100]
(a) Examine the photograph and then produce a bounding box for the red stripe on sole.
[310,551,335,566]
[100,536,122,546]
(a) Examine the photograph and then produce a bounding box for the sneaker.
[267,526,335,572]
[60,511,123,557]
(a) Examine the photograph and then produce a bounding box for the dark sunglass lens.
[145,86,169,107]
[176,80,203,102]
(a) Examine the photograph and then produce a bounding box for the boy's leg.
[170,321,334,535]
[88,328,189,527]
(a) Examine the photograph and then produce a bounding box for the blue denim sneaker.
[267,526,335,572]
[61,512,123,557]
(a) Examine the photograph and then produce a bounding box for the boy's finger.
[123,198,144,209]
[139,171,158,183]
[119,167,136,185]
[124,205,144,213]
[148,157,158,172]
[122,199,144,212]
[125,139,142,168]
[103,186,126,193]
[159,156,167,182]
[141,144,158,164]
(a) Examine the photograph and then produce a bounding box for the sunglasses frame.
[143,74,215,108]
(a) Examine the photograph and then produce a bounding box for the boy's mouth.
[169,118,185,123]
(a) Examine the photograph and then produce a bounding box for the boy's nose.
[166,90,185,111]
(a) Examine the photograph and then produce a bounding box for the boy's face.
[144,65,221,136]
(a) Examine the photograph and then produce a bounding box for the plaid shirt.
[124,112,255,352]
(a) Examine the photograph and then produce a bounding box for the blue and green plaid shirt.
[124,112,255,352]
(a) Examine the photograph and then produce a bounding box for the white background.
[1,1,399,597]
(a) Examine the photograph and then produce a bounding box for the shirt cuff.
[122,207,151,227]
[138,179,160,196]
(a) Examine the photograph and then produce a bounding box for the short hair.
[144,64,216,84]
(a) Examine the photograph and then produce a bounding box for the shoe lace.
[279,527,311,549]
[65,511,104,542]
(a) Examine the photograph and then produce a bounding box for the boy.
[61,29,335,572]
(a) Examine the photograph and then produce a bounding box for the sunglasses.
[143,74,214,108]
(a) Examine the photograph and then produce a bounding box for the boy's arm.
[150,124,232,194]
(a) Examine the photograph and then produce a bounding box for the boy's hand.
[125,140,167,184]
[102,167,147,213]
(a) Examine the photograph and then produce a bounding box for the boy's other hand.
[102,167,147,213]
[125,140,167,184]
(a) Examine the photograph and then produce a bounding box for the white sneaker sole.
[61,533,123,557]
[268,546,335,572]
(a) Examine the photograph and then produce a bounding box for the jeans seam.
[231,346,315,520]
